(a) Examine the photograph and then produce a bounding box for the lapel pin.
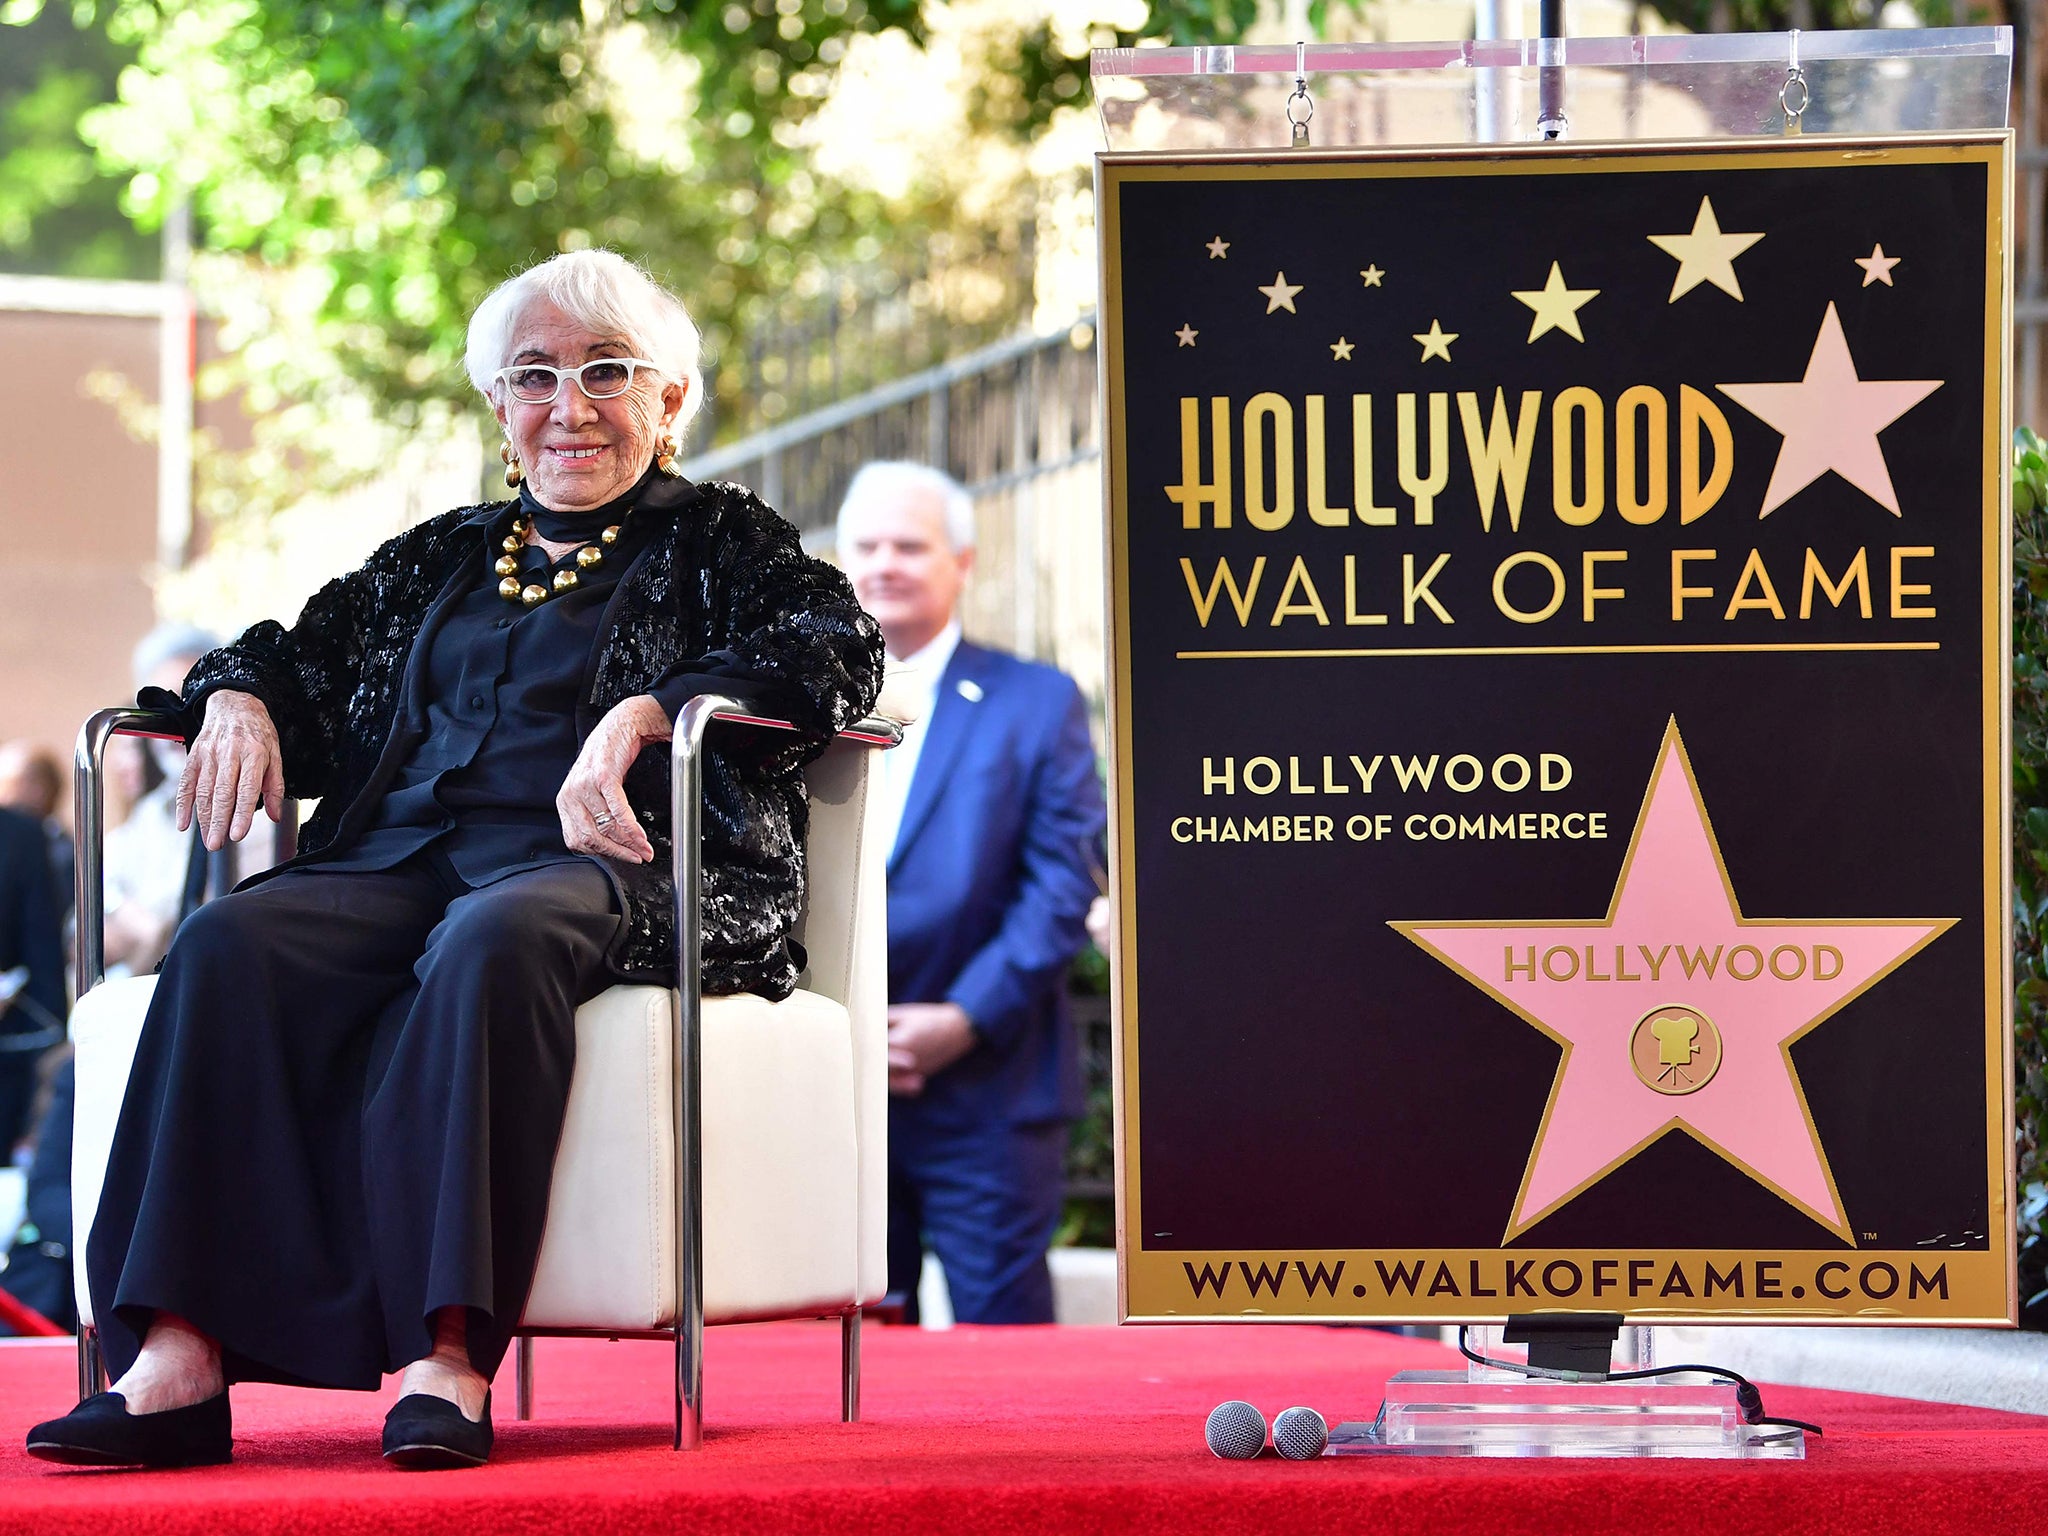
[957,678,984,703]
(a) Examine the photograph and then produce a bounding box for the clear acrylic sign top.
[1092,27,2011,151]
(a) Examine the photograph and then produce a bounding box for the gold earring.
[655,431,680,476]
[500,437,523,488]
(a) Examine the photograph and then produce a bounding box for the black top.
[517,468,647,540]
[168,475,885,995]
[324,469,706,887]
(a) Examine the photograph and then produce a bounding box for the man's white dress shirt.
[872,620,961,862]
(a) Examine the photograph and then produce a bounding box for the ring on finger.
[593,811,614,828]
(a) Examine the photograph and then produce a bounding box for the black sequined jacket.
[147,479,884,999]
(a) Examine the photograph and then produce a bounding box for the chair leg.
[841,1310,861,1423]
[514,1336,535,1421]
[77,1325,106,1402]
[675,1313,704,1450]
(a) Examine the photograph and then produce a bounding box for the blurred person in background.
[836,462,1104,1326]
[2,630,252,1336]
[0,1046,78,1334]
[0,743,74,931]
[0,797,64,1158]
[0,744,73,1335]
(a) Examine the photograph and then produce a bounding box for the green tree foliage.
[955,0,1258,139]
[0,1,903,432]
[0,6,1057,400]
[0,0,154,277]
[2012,427,2046,1323]
[0,0,1282,557]
[1636,1,1995,31]
[77,0,902,418]
[2,0,1271,416]
[2012,427,2048,1211]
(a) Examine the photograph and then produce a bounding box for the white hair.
[132,621,220,688]
[835,461,976,553]
[463,249,706,440]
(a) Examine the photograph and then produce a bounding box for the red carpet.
[2,1322,2045,1534]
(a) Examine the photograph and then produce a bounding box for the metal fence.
[677,317,1107,704]
[694,240,1036,448]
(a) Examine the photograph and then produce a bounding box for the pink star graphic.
[1717,302,1942,517]
[1395,722,1952,1243]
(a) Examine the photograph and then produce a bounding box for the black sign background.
[1102,140,2011,1320]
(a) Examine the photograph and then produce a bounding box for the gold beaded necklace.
[496,513,624,607]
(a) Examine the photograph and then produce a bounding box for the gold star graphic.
[1855,243,1901,287]
[1175,323,1198,347]
[1360,265,1385,287]
[1330,337,1355,360]
[1413,319,1456,362]
[1206,236,1230,259]
[1648,196,1765,302]
[1511,261,1600,343]
[1258,272,1304,314]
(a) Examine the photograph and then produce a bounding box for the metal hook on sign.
[1781,29,1808,135]
[1287,40,1314,148]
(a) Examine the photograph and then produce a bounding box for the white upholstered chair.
[67,695,898,1448]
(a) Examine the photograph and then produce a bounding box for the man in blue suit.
[837,463,1104,1325]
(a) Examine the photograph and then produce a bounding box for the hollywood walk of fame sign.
[1099,137,2015,1324]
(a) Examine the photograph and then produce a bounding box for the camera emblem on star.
[1630,1005,1722,1096]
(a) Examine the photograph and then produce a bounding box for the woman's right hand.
[177,689,286,851]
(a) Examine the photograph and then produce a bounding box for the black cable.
[1457,1327,1823,1437]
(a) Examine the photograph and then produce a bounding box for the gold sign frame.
[1099,134,2016,1326]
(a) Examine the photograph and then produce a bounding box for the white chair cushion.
[69,974,159,1331]
[789,737,890,1303]
[525,982,863,1329]
[68,971,866,1335]
[70,718,894,1345]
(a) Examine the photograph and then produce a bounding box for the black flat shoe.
[382,1389,492,1469]
[25,1390,232,1468]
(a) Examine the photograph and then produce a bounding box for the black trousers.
[85,852,620,1390]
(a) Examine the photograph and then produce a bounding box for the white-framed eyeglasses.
[493,357,663,404]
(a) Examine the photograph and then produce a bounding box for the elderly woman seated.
[26,250,883,1471]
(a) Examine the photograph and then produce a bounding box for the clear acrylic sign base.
[1328,1374,1805,1460]
[1326,1328,1803,1460]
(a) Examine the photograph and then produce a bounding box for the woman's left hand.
[558,694,670,863]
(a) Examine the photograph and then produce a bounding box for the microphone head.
[1271,1405,1328,1461]
[1204,1399,1268,1459]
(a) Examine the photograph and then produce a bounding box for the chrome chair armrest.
[665,701,899,1449]
[704,711,905,748]
[73,708,187,1000]
[71,705,306,1001]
